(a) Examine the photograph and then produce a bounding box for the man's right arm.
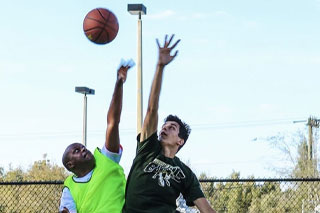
[194,197,216,213]
[140,35,180,142]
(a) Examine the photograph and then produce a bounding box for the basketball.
[83,8,119,45]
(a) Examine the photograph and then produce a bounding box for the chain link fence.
[0,181,63,213]
[1,178,320,212]
[200,178,320,213]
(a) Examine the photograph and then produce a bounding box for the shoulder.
[174,157,197,180]
[100,145,123,164]
[137,132,158,143]
[175,157,192,172]
[64,175,75,185]
[136,132,160,154]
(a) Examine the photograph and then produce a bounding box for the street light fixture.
[127,4,147,134]
[75,86,95,146]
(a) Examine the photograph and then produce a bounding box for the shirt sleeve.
[59,187,77,213]
[101,144,123,164]
[182,172,205,206]
[136,132,160,155]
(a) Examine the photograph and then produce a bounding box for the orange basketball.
[83,8,119,45]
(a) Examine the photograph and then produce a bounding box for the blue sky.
[1,0,320,178]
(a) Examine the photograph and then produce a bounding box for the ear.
[66,161,75,170]
[177,138,185,147]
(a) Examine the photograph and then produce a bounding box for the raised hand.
[156,34,181,66]
[117,59,135,83]
[117,66,129,83]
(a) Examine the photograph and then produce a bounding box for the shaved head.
[62,143,95,175]
[62,143,80,170]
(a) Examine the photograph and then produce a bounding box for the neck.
[74,166,94,178]
[161,146,177,159]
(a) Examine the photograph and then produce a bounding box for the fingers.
[167,34,174,46]
[117,59,135,82]
[118,59,135,70]
[170,39,180,50]
[173,50,178,58]
[164,34,168,46]
[157,34,180,50]
[156,39,160,48]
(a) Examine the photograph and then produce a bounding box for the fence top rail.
[199,178,320,183]
[1,178,320,185]
[0,181,64,185]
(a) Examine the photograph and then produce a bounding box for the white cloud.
[179,12,217,21]
[148,10,215,21]
[147,10,176,20]
[191,12,210,19]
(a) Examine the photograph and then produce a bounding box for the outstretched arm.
[105,62,132,152]
[194,198,216,213]
[140,35,180,142]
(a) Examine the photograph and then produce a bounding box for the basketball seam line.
[85,17,108,27]
[97,9,111,42]
[84,17,117,32]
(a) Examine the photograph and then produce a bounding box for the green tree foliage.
[201,174,320,212]
[2,155,68,182]
[0,155,68,212]
[293,138,319,177]
[266,129,319,178]
[199,128,320,212]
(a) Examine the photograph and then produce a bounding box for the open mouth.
[160,131,167,137]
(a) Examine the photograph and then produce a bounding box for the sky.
[1,0,320,178]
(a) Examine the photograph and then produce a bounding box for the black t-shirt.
[123,132,204,213]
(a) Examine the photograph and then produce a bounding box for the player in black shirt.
[123,35,216,213]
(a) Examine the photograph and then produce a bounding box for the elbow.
[107,118,120,126]
[147,106,158,115]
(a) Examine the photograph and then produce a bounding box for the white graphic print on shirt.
[144,158,186,187]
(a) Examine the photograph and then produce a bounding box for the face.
[63,143,94,171]
[159,121,184,148]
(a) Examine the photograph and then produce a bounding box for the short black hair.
[164,115,191,151]
[62,148,72,171]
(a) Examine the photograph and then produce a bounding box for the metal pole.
[137,12,143,134]
[83,94,87,146]
[308,121,312,160]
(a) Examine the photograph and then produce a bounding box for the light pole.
[75,86,95,146]
[128,4,147,134]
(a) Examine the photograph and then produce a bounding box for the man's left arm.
[194,197,216,213]
[59,187,77,213]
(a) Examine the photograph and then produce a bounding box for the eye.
[75,149,79,153]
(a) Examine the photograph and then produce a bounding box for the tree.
[293,138,318,177]
[0,155,68,212]
[265,129,319,178]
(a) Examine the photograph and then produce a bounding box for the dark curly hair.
[164,115,191,151]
